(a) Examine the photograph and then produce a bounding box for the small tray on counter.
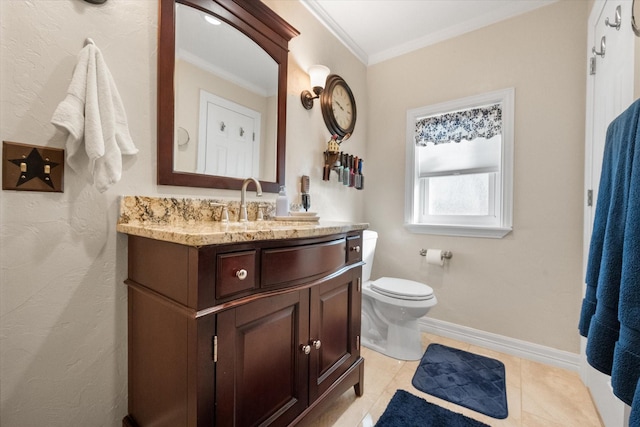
[274,213,320,222]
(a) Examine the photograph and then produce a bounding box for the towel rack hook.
[605,5,622,30]
[592,36,606,58]
[84,38,95,47]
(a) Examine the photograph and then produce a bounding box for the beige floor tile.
[303,390,374,427]
[382,360,418,393]
[360,389,395,426]
[361,348,405,397]
[521,359,602,427]
[357,412,376,427]
[504,380,523,425]
[522,411,574,427]
[412,390,458,412]
[321,394,377,427]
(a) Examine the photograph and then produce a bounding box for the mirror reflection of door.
[173,2,278,181]
[197,91,261,178]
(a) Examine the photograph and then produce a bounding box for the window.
[405,89,514,238]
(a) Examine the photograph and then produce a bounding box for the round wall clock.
[320,74,357,138]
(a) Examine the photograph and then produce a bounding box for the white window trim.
[404,88,514,239]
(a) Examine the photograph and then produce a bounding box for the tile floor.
[306,332,603,427]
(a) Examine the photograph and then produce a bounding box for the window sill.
[404,223,512,239]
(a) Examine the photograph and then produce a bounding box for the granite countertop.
[116,196,368,246]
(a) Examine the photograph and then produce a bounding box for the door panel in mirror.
[158,0,298,192]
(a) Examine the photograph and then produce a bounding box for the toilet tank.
[362,230,378,282]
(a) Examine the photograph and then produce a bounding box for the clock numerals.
[335,111,351,128]
[333,85,353,129]
[321,75,357,137]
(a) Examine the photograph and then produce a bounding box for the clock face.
[320,74,357,138]
[331,84,354,130]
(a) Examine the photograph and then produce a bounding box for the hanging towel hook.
[84,38,95,47]
[83,0,107,4]
[605,5,622,30]
[592,36,606,58]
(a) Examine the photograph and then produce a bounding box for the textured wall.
[0,0,365,424]
[366,0,588,353]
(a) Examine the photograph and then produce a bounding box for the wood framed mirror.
[157,0,298,192]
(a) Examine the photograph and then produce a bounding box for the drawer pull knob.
[312,340,322,350]
[301,344,311,355]
[350,245,361,253]
[235,269,248,280]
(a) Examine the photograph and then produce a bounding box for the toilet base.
[361,319,424,361]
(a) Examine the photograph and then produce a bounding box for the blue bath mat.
[411,343,508,419]
[375,389,490,427]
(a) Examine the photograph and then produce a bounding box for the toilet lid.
[370,277,434,301]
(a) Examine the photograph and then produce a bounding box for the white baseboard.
[419,317,581,372]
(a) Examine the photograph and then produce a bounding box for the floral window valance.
[415,103,502,146]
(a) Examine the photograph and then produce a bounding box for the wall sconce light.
[300,65,330,110]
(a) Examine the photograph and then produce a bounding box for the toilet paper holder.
[419,249,453,260]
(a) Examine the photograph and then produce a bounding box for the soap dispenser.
[276,185,288,217]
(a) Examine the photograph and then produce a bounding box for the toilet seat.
[370,277,434,301]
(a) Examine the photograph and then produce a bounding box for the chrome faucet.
[240,177,263,222]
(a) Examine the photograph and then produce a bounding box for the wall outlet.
[2,141,64,192]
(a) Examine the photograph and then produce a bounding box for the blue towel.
[610,99,640,405]
[579,99,640,375]
[579,116,619,337]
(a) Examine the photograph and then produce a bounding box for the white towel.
[51,41,138,192]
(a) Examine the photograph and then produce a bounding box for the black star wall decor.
[2,141,64,192]
[9,148,60,189]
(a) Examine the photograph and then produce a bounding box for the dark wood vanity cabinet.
[123,232,364,427]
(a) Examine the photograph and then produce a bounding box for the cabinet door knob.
[300,344,311,355]
[350,245,360,253]
[235,269,248,280]
[312,340,321,350]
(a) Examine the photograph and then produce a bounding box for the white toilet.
[361,230,437,360]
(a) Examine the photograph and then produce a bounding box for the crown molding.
[301,0,557,66]
[300,0,369,64]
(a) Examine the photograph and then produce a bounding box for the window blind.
[418,135,501,177]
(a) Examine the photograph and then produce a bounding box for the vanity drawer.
[347,235,362,264]
[216,250,257,299]
[262,239,346,287]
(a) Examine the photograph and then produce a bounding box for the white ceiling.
[301,0,558,65]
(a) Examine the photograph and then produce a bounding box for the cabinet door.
[216,290,310,427]
[309,267,361,402]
